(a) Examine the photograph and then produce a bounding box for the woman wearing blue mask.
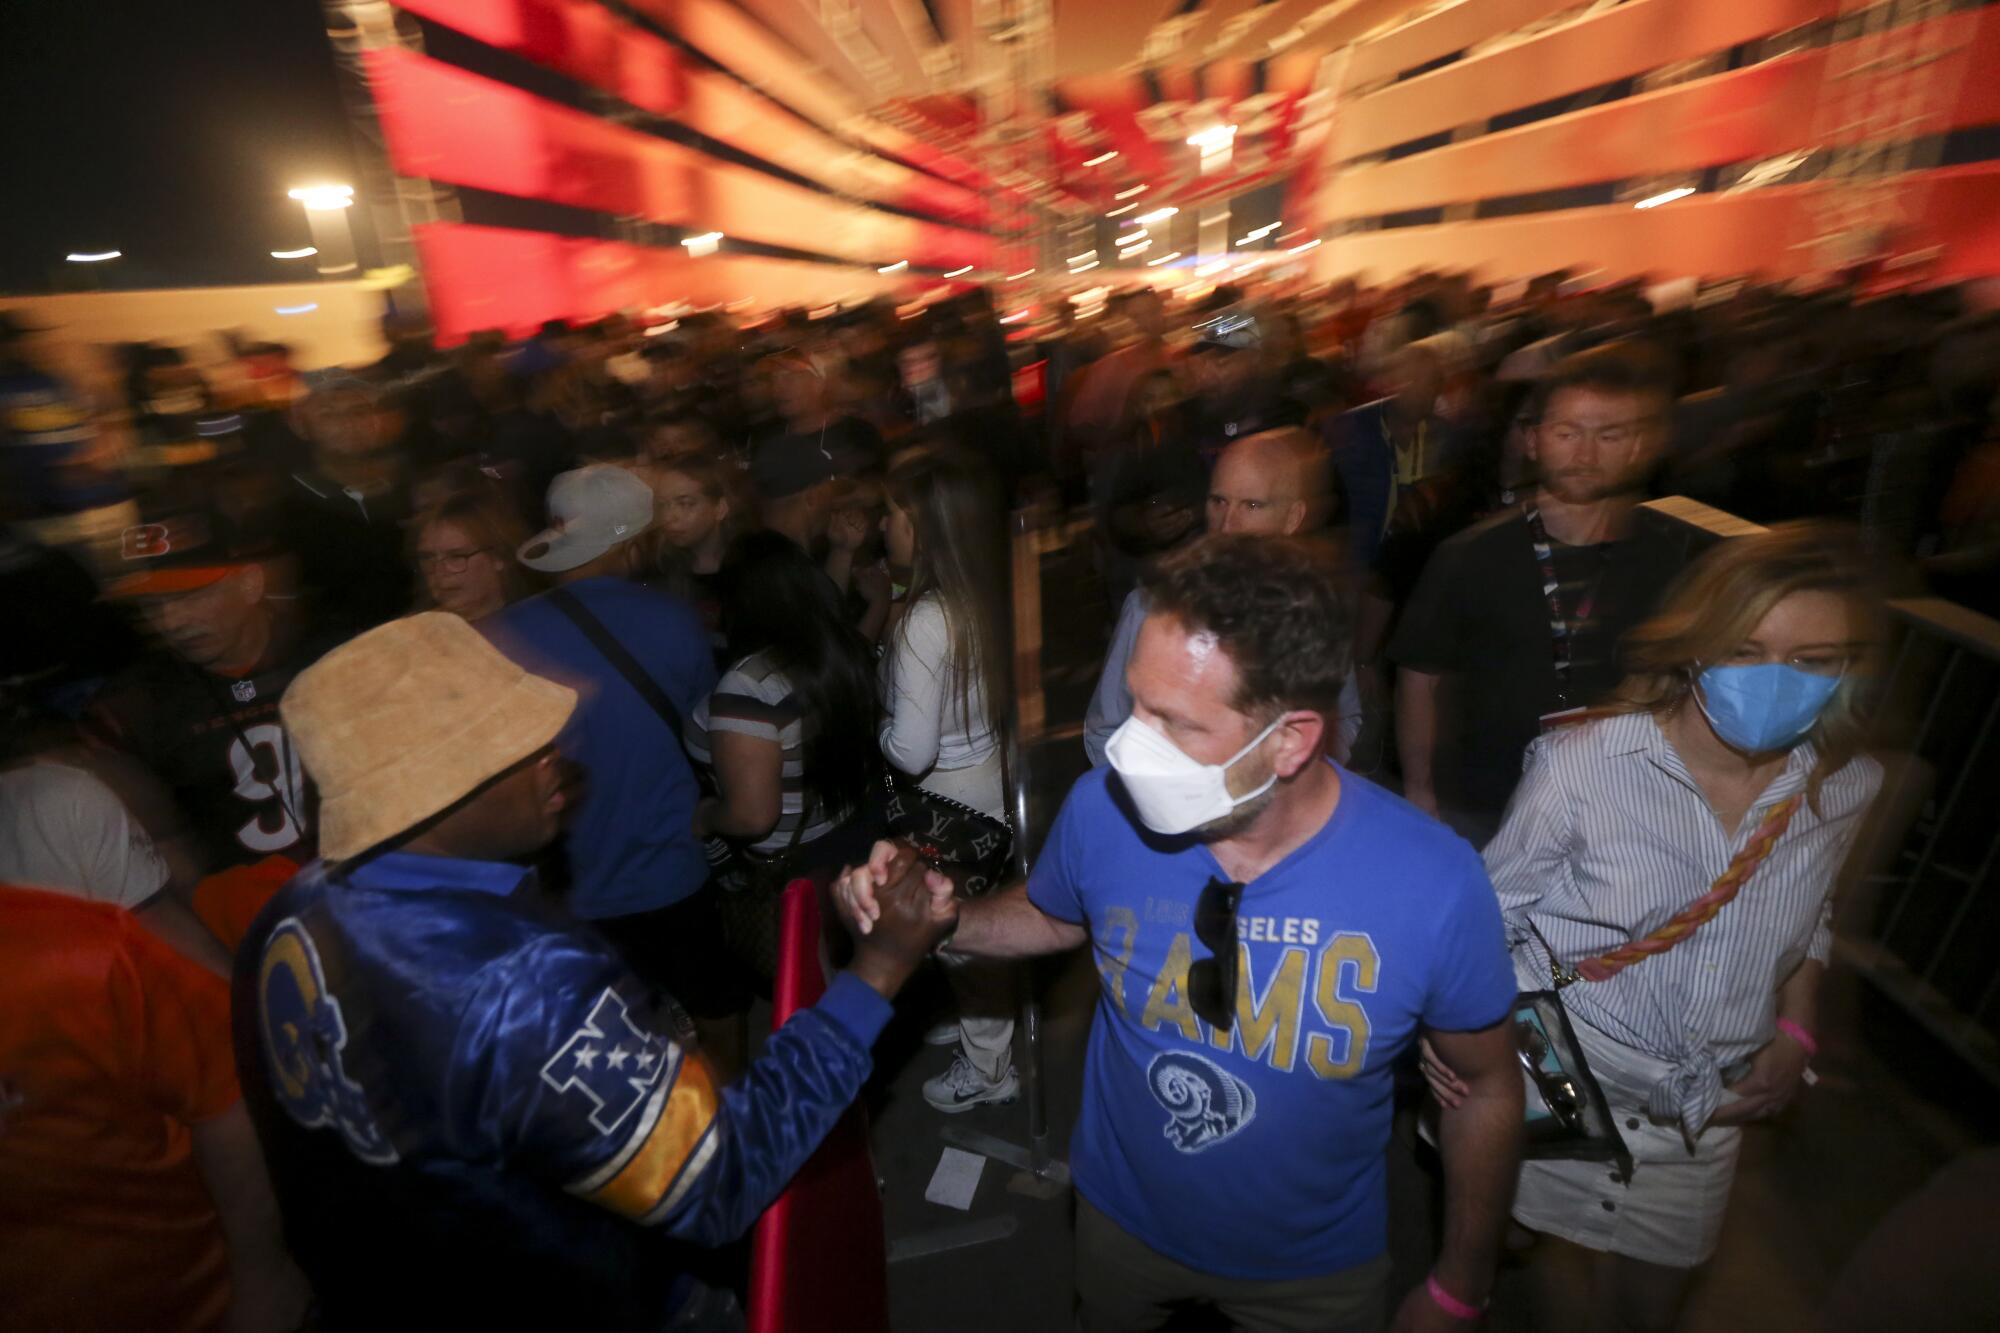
[1423,521,1885,1332]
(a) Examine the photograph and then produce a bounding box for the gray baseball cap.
[519,464,655,572]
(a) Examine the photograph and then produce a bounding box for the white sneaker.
[924,1020,961,1047]
[922,1052,1019,1113]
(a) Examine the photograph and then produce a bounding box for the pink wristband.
[1775,1018,1818,1058]
[1426,1274,1484,1321]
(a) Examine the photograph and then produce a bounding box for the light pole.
[287,185,358,277]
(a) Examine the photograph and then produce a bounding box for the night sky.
[0,0,359,293]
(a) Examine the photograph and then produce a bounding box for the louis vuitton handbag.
[879,769,1013,898]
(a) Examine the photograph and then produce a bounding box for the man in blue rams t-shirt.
[839,535,1523,1332]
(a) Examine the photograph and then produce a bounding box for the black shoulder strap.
[544,587,687,750]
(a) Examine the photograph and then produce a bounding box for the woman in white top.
[1425,522,1884,1331]
[879,445,1016,1111]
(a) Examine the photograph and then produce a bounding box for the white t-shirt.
[879,593,1002,816]
[0,763,170,909]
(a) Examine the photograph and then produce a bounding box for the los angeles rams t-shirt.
[1028,763,1515,1280]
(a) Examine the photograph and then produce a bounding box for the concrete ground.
[841,532,1999,1332]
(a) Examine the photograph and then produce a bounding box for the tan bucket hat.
[281,611,578,862]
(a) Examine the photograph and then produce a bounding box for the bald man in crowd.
[1084,428,1360,766]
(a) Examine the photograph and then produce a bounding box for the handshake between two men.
[837,840,969,998]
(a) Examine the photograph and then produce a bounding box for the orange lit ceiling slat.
[365,48,991,271]
[645,0,995,195]
[730,0,879,100]
[678,72,988,227]
[1321,8,2000,221]
[1336,0,1839,162]
[1209,0,1449,75]
[1183,0,1261,66]
[1316,163,2000,284]
[856,0,935,97]
[1340,0,1588,91]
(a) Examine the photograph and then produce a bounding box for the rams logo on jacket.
[259,918,399,1165]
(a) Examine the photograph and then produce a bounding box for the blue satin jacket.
[232,852,890,1331]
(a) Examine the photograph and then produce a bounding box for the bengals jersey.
[92,630,339,874]
[233,853,892,1330]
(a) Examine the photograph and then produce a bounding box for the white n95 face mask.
[1105,714,1285,836]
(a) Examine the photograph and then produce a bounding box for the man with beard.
[1389,347,1684,843]
[837,535,1524,1333]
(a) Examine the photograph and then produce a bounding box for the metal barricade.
[1842,593,2000,1086]
[1638,497,2000,1087]
[934,506,1073,1190]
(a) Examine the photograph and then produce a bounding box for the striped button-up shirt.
[1484,711,1881,1135]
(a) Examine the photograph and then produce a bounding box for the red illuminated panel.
[1337,0,1839,161]
[393,0,684,116]
[394,0,989,229]
[414,222,908,343]
[366,44,695,221]
[1059,73,1171,185]
[1323,8,2000,221]
[1317,163,2000,284]
[366,48,992,270]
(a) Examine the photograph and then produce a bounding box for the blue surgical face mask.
[1693,663,1842,754]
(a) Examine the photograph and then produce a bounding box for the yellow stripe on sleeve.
[582,1053,721,1221]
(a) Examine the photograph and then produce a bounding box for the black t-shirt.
[1388,507,1684,820]
[93,628,341,873]
[278,468,416,640]
[688,566,729,670]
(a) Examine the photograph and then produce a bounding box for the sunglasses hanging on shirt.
[1188,876,1246,1032]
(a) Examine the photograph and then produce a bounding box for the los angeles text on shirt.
[1097,906,1380,1081]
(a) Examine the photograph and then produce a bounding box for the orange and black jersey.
[91,630,340,874]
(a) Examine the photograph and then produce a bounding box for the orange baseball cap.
[103,509,264,599]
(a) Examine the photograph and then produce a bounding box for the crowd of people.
[1,262,1996,1332]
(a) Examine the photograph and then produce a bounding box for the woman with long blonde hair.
[1425,521,1885,1332]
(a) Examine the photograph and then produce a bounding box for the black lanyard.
[1522,505,1609,710]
